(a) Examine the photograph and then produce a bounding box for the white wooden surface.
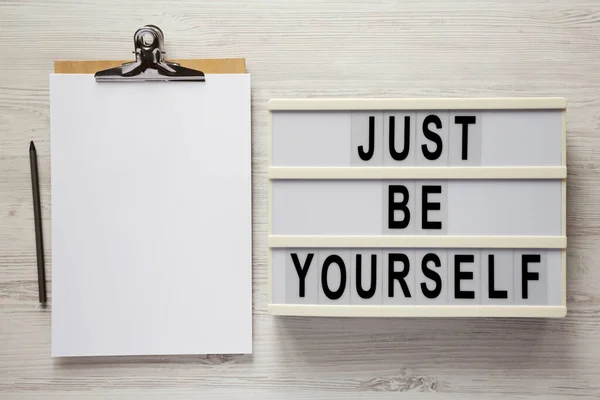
[1,0,599,398]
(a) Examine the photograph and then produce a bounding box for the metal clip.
[95,25,205,82]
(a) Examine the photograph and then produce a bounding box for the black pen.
[29,141,47,304]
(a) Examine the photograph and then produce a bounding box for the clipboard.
[49,25,252,357]
[54,58,246,75]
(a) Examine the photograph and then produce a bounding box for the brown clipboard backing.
[54,58,246,74]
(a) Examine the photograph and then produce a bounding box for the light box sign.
[268,98,567,318]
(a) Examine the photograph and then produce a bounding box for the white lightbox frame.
[268,98,567,318]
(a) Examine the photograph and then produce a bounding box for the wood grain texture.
[1,0,600,398]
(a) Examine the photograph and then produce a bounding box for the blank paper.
[50,74,252,357]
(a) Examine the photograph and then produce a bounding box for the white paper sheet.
[50,74,252,357]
